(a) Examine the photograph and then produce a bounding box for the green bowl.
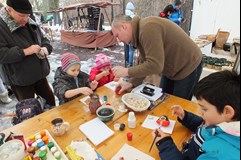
[96,106,115,122]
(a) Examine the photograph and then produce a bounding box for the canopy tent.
[52,1,119,49]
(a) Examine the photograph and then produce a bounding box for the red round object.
[127,132,133,141]
[115,86,121,95]
[156,115,170,127]
[161,120,170,127]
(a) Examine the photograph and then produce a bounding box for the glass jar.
[89,94,101,114]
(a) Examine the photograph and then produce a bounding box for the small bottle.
[42,136,49,144]
[54,151,62,160]
[51,146,57,154]
[39,151,47,160]
[28,135,36,141]
[47,142,54,150]
[128,112,136,128]
[32,142,38,151]
[40,146,48,153]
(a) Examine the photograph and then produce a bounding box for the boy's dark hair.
[194,70,240,121]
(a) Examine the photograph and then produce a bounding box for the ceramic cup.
[51,118,70,136]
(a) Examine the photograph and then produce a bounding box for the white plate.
[122,93,150,112]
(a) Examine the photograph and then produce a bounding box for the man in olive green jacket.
[112,15,203,100]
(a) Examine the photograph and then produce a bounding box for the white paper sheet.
[104,81,119,91]
[79,118,114,146]
[131,84,163,101]
[111,144,155,160]
[141,115,176,134]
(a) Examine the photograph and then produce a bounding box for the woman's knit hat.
[61,53,81,72]
[95,54,111,70]
[7,0,32,14]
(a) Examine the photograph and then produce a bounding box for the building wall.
[190,0,240,41]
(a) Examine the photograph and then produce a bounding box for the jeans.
[124,44,129,67]
[11,78,56,106]
[0,77,6,93]
[124,44,135,67]
[128,45,135,66]
[160,61,203,100]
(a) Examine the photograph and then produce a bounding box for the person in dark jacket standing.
[152,71,240,160]
[0,0,55,106]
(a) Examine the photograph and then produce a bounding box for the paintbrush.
[149,122,162,152]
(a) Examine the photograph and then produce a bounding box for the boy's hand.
[79,87,93,95]
[171,105,185,120]
[152,129,170,143]
[90,80,98,90]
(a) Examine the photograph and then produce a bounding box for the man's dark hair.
[194,70,240,121]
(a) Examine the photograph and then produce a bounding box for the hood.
[218,121,240,137]
[126,2,135,10]
[203,121,240,150]
[54,67,74,82]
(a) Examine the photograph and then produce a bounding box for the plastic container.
[0,139,26,160]
[26,130,68,160]
[128,112,137,128]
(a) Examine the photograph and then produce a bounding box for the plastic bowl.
[96,106,115,122]
[122,93,151,112]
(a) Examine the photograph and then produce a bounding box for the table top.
[193,38,213,48]
[2,86,200,159]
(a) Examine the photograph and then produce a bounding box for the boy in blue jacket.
[169,0,184,26]
[153,70,240,160]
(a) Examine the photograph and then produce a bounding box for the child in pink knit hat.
[89,54,116,87]
[53,52,98,105]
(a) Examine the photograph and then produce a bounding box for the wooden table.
[2,86,200,159]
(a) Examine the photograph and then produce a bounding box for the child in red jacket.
[89,54,115,87]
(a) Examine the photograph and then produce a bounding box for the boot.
[0,91,12,104]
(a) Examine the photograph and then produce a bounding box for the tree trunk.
[49,0,61,25]
[33,0,40,11]
[181,0,194,35]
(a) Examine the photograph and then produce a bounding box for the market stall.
[54,2,119,49]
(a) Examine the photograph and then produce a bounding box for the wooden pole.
[111,0,114,21]
[95,8,102,51]
[104,8,111,26]
[123,0,126,14]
